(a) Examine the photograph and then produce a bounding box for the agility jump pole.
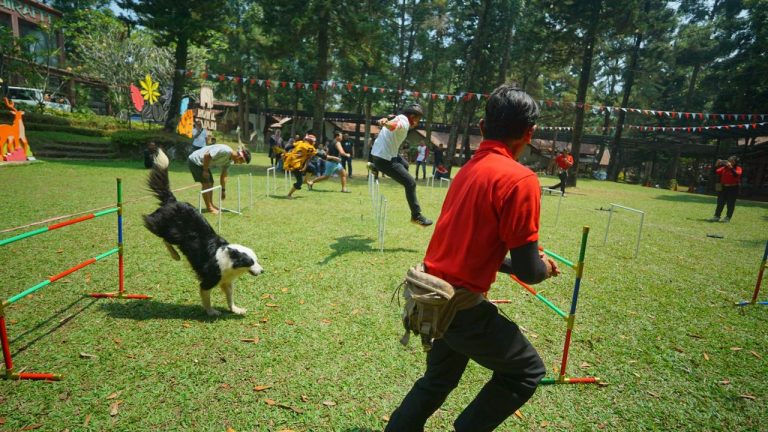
[494,226,600,385]
[0,178,151,381]
[736,240,768,307]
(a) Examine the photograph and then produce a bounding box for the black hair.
[400,103,424,117]
[483,85,539,141]
[334,131,343,138]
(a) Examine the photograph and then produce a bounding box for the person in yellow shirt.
[284,134,319,199]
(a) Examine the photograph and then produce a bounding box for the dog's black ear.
[228,247,255,268]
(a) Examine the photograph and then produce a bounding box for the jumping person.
[549,148,573,195]
[308,132,351,193]
[709,155,742,222]
[384,85,559,432]
[188,143,251,214]
[371,103,432,227]
[284,134,319,199]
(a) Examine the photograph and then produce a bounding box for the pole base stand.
[736,300,768,307]
[89,292,152,300]
[4,370,63,381]
[540,376,600,385]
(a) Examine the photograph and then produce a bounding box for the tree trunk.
[312,5,330,137]
[570,2,601,186]
[164,35,188,131]
[363,97,372,160]
[236,77,246,143]
[608,33,644,180]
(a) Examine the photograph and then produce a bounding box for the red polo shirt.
[556,153,574,170]
[716,165,742,186]
[424,140,541,293]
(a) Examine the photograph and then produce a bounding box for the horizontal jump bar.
[541,248,575,269]
[510,274,567,318]
[609,203,644,214]
[5,248,118,305]
[0,208,117,247]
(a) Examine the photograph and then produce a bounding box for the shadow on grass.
[319,235,417,265]
[654,193,767,208]
[342,429,380,432]
[99,299,245,322]
[10,296,99,356]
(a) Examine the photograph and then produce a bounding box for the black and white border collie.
[143,149,263,316]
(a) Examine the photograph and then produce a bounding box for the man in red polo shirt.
[384,85,559,432]
[548,148,574,195]
[709,155,742,222]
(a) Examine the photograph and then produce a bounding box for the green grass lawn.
[0,155,766,431]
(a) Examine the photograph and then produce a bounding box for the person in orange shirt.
[709,156,742,222]
[548,148,574,195]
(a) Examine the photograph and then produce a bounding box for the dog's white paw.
[230,306,247,315]
[206,308,222,317]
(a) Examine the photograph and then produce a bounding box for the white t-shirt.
[188,144,233,171]
[192,127,207,148]
[416,145,427,162]
[371,114,410,160]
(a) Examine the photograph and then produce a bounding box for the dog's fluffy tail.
[148,148,176,205]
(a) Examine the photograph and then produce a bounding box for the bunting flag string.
[174,69,768,122]
[535,121,768,133]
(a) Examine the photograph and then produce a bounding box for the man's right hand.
[540,251,560,278]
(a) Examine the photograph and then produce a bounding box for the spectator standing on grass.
[709,156,742,223]
[191,120,207,153]
[341,133,354,176]
[188,144,251,214]
[414,141,428,180]
[384,85,558,432]
[371,103,432,227]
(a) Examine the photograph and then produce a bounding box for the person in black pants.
[341,133,354,176]
[384,85,557,432]
[709,156,742,222]
[371,103,432,227]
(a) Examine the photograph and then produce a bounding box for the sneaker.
[708,216,720,222]
[411,214,433,227]
[722,217,730,223]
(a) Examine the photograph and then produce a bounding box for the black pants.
[415,161,427,179]
[385,301,545,432]
[715,185,739,219]
[373,156,422,218]
[550,170,568,194]
[291,171,304,190]
[341,156,353,175]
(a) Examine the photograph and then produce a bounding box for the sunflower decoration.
[139,74,160,105]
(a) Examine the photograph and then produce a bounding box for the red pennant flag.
[379,88,385,93]
[447,95,454,101]
[546,100,553,108]
[431,93,437,100]
[312,82,319,91]
[363,86,369,92]
[413,91,420,98]
[186,70,193,78]
[235,77,241,83]
[346,83,353,91]
[218,74,225,81]
[265,79,271,88]
[684,112,690,119]
[201,72,209,79]
[281,81,287,88]
[249,78,256,86]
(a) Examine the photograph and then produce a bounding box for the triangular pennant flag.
[380,87,386,93]
[431,93,437,100]
[185,70,194,78]
[363,86,369,92]
[720,114,725,120]
[201,72,209,79]
[346,83,353,91]
[312,82,319,91]
[621,108,628,113]
[447,95,454,101]
[250,79,256,86]
[280,81,287,88]
[684,112,690,119]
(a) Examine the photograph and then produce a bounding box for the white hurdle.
[266,166,277,196]
[603,203,645,258]
[197,185,223,232]
[229,174,254,214]
[369,171,387,252]
[541,187,564,227]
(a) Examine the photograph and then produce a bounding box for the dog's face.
[216,244,263,277]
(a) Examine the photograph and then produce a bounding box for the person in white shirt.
[415,141,428,180]
[191,120,207,152]
[371,103,432,227]
[188,144,251,214]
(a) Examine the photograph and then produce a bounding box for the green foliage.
[110,129,190,150]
